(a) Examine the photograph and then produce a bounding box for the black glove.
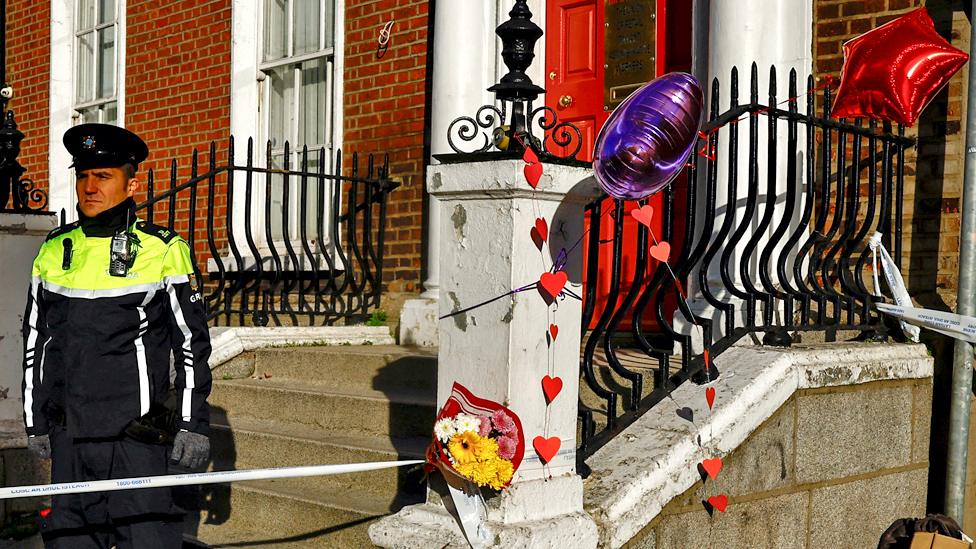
[28,434,51,460]
[171,430,209,469]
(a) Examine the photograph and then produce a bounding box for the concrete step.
[249,345,437,394]
[578,346,672,442]
[188,478,416,547]
[209,378,437,440]
[210,417,428,501]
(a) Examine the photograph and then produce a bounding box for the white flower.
[454,413,481,434]
[434,418,456,442]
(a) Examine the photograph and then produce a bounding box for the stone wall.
[624,378,932,548]
[0,214,58,433]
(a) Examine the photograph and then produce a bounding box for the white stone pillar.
[0,213,57,438]
[401,0,549,347]
[372,159,600,547]
[400,1,499,346]
[680,0,813,344]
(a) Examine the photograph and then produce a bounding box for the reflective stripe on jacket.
[22,208,211,439]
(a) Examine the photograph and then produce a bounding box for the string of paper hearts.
[672,75,842,516]
[631,203,729,514]
[516,138,563,477]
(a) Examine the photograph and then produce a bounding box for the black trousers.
[41,426,184,549]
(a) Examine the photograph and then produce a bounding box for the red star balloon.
[831,8,969,127]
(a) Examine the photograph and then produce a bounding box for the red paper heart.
[707,494,728,513]
[549,323,559,341]
[524,161,543,189]
[531,228,545,251]
[533,436,561,464]
[649,241,671,262]
[523,146,539,165]
[539,271,568,301]
[535,218,548,242]
[705,387,716,410]
[542,375,563,403]
[704,349,712,371]
[631,205,655,228]
[39,508,51,518]
[701,457,722,480]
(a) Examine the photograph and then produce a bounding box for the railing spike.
[750,63,759,102]
[730,67,739,107]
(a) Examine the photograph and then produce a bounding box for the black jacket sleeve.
[162,240,212,435]
[22,276,51,436]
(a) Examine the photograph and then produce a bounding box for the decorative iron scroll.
[446,101,584,161]
[445,0,585,162]
[6,177,48,212]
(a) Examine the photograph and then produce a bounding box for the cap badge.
[81,136,96,149]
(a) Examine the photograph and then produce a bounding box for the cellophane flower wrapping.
[426,382,525,490]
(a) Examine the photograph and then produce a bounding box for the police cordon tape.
[0,460,425,499]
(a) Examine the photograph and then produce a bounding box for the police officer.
[21,123,212,548]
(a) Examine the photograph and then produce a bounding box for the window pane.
[103,101,118,125]
[76,104,98,124]
[298,57,328,147]
[77,0,95,30]
[323,0,334,49]
[76,32,94,103]
[269,153,286,241]
[302,152,325,238]
[292,0,320,55]
[98,0,115,24]
[98,28,116,99]
[267,66,296,150]
[263,0,287,62]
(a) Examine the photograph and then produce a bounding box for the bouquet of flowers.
[427,382,524,490]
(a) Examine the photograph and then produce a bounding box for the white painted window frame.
[227,0,345,270]
[49,0,127,221]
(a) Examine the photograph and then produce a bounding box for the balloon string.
[687,76,840,166]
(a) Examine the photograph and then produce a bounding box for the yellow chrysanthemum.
[448,431,481,465]
[473,435,499,461]
[453,457,515,490]
[492,458,514,489]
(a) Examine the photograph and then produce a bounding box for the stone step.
[209,378,437,440]
[210,417,428,501]
[248,345,437,394]
[578,346,675,443]
[188,478,411,547]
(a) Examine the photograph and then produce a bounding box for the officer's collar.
[77,197,137,237]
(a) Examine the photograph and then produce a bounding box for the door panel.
[545,0,604,161]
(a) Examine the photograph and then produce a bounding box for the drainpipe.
[945,0,976,522]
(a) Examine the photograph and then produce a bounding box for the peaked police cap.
[64,123,149,171]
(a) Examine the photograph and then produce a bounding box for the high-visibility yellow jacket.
[21,198,211,439]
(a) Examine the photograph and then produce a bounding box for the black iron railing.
[128,138,395,327]
[577,64,915,459]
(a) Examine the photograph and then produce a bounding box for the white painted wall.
[0,214,57,439]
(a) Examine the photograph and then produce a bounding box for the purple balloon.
[593,72,705,201]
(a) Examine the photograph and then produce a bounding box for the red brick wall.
[6,0,51,204]
[343,0,430,296]
[5,0,430,299]
[125,0,233,260]
[813,0,966,309]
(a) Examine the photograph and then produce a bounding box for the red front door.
[546,0,693,332]
[545,0,605,160]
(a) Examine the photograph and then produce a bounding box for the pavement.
[0,535,41,549]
